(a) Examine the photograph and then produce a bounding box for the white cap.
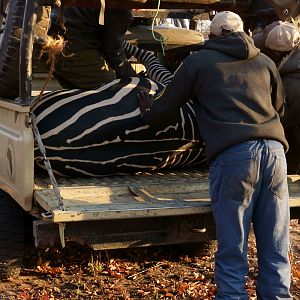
[210,11,244,37]
[265,21,300,52]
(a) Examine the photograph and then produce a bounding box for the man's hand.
[138,90,154,115]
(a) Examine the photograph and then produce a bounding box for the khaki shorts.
[54,49,116,89]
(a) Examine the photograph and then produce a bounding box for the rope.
[99,0,105,25]
[151,0,166,56]
[31,35,65,110]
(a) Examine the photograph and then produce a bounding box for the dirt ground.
[0,220,299,299]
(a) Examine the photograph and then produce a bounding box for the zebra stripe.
[35,80,121,124]
[123,42,173,86]
[67,107,141,143]
[33,42,206,177]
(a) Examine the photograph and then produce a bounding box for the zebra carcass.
[32,43,206,177]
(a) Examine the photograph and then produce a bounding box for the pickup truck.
[0,0,300,279]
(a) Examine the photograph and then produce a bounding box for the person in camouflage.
[49,7,136,89]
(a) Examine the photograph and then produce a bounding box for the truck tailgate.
[34,168,212,222]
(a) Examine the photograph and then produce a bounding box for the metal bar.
[18,0,37,105]
[128,184,160,203]
[31,112,65,211]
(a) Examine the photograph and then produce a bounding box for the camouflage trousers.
[54,49,116,89]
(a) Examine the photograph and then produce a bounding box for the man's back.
[185,32,287,161]
[141,31,288,162]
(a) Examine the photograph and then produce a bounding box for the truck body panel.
[0,100,34,211]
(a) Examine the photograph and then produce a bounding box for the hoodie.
[278,46,300,128]
[142,32,288,163]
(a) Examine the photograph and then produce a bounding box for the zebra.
[32,42,206,177]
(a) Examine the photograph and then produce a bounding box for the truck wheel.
[0,190,25,279]
[0,0,25,99]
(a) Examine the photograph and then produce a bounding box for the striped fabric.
[32,42,206,177]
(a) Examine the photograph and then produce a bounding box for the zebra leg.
[123,41,173,86]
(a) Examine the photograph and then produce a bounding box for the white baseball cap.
[265,21,300,52]
[210,11,244,37]
[252,21,280,51]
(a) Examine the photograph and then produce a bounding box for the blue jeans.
[209,139,291,300]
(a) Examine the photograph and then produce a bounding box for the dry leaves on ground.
[0,220,299,299]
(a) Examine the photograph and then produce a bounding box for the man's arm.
[139,62,195,127]
[102,9,136,78]
[270,66,286,118]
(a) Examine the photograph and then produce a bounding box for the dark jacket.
[142,32,288,163]
[278,46,300,128]
[51,8,133,71]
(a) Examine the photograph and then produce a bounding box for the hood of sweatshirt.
[203,32,260,60]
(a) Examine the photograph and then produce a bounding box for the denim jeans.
[209,139,291,300]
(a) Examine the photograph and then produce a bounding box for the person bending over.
[138,11,291,300]
[254,21,300,174]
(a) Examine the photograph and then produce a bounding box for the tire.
[0,189,25,279]
[0,0,25,99]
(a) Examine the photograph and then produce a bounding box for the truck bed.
[33,167,300,223]
[32,167,300,249]
[34,167,212,222]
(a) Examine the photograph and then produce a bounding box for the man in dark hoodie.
[138,11,292,300]
[253,21,300,174]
